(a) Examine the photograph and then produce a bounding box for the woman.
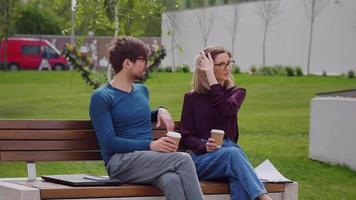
[180,46,271,200]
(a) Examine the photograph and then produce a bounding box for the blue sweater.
[89,83,152,165]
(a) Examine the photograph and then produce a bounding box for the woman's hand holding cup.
[206,138,219,152]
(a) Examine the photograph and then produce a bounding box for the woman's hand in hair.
[198,52,218,86]
[198,52,214,73]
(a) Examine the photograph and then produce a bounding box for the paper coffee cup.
[167,131,181,146]
[210,129,225,148]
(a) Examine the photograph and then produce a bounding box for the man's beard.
[133,72,146,82]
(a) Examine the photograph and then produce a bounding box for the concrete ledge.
[49,196,232,200]
[35,192,288,200]
[0,180,40,200]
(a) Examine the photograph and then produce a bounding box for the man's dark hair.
[109,37,150,74]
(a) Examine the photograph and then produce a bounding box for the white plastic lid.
[167,131,182,138]
[211,129,225,134]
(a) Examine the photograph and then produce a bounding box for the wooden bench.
[0,120,298,200]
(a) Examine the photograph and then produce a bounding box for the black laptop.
[41,174,121,186]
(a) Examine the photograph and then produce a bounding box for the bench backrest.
[0,120,293,197]
[0,120,179,162]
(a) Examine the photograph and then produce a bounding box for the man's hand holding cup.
[150,131,181,153]
[167,131,181,151]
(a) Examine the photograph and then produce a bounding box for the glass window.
[43,46,58,58]
[21,45,40,55]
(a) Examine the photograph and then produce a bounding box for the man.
[38,46,51,71]
[89,36,204,200]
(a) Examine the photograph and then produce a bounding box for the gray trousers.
[106,151,204,200]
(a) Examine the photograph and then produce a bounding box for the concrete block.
[0,180,40,200]
[283,182,298,200]
[309,97,356,171]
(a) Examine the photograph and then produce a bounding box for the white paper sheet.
[255,159,292,183]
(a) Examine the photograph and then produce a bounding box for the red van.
[0,37,68,71]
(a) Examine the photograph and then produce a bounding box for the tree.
[352,9,356,33]
[75,0,109,37]
[15,5,61,34]
[163,0,180,70]
[194,7,216,48]
[256,0,281,67]
[0,0,15,38]
[133,1,165,37]
[100,0,164,37]
[104,0,120,38]
[0,0,18,70]
[100,0,166,79]
[227,4,241,58]
[24,0,72,33]
[304,0,331,74]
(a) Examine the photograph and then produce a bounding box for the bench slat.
[0,130,168,140]
[0,120,181,130]
[10,179,285,199]
[151,130,169,140]
[0,130,97,140]
[0,141,99,151]
[0,120,93,130]
[0,151,101,161]
[42,184,163,199]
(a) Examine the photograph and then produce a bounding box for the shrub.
[271,65,280,74]
[286,67,295,76]
[176,64,190,73]
[251,65,304,77]
[232,64,241,74]
[0,63,6,71]
[273,65,287,76]
[164,67,173,72]
[62,44,101,89]
[175,66,182,72]
[347,70,355,79]
[257,66,274,76]
[295,67,304,76]
[250,65,257,75]
[147,45,166,74]
[322,71,327,76]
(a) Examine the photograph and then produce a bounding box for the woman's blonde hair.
[192,46,235,94]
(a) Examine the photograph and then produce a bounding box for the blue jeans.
[191,139,267,200]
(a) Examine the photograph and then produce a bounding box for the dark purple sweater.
[180,84,246,154]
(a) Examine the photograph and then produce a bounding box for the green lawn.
[1,71,356,199]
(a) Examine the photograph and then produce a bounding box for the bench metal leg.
[27,162,37,181]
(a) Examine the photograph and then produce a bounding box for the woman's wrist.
[205,70,218,86]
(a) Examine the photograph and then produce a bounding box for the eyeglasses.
[214,60,236,69]
[136,57,149,65]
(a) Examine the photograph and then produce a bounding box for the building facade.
[162,0,356,74]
